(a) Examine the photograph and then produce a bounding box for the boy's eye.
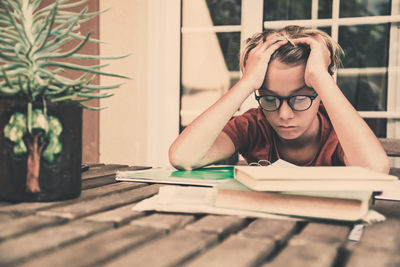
[264,96,277,101]
[293,96,308,102]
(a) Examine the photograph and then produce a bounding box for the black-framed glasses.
[254,92,318,111]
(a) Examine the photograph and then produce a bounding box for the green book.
[116,166,233,186]
[215,179,374,221]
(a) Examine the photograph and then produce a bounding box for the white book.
[234,165,398,191]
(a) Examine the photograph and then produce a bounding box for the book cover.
[234,165,398,191]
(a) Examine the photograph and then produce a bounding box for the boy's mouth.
[277,125,297,131]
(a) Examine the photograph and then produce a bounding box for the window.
[180,0,400,139]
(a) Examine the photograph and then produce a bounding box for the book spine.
[215,189,366,221]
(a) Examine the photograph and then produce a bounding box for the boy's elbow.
[376,156,391,174]
[367,155,391,174]
[168,146,194,171]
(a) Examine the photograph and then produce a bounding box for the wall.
[99,0,181,166]
[99,0,149,165]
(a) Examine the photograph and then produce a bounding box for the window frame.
[179,0,400,138]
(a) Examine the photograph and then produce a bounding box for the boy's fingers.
[251,38,286,57]
[253,36,283,52]
[292,36,324,48]
[266,39,288,53]
[292,37,313,46]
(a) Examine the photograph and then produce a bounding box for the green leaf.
[1,68,19,93]
[13,140,28,156]
[81,83,123,90]
[36,1,58,52]
[57,0,89,10]
[37,32,91,60]
[31,109,49,133]
[42,135,63,163]
[76,92,114,99]
[2,0,29,47]
[49,94,78,102]
[41,61,130,79]
[48,116,63,136]
[9,112,27,128]
[79,103,107,111]
[69,32,103,44]
[66,53,131,61]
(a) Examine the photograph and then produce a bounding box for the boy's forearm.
[312,74,390,173]
[169,80,254,169]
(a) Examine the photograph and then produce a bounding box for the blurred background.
[77,0,400,167]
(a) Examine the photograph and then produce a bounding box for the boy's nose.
[278,100,295,120]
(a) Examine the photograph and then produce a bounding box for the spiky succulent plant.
[0,0,128,110]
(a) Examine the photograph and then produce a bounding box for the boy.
[169,25,390,173]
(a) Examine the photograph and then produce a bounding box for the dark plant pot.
[0,98,82,202]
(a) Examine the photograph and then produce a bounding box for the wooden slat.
[264,223,350,267]
[131,213,196,232]
[0,215,66,241]
[82,166,151,189]
[0,182,146,216]
[238,218,298,246]
[81,181,145,198]
[0,213,18,223]
[345,218,400,266]
[82,165,150,180]
[103,229,218,267]
[185,234,275,267]
[0,220,112,266]
[374,200,400,220]
[81,164,129,179]
[37,184,161,219]
[265,241,340,267]
[291,222,350,245]
[81,175,118,189]
[185,215,247,237]
[379,138,400,157]
[345,247,400,267]
[348,218,400,250]
[85,204,145,227]
[16,225,165,267]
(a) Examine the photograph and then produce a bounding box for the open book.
[116,166,233,186]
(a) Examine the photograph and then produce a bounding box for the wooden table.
[0,164,399,267]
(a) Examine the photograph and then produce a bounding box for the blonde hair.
[240,25,343,75]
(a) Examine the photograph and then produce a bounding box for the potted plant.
[0,0,127,201]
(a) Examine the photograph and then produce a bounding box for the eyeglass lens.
[259,95,312,111]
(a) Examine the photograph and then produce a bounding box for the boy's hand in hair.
[292,37,332,89]
[241,35,288,92]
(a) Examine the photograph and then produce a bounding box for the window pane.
[181,32,240,126]
[216,32,241,71]
[339,24,390,68]
[263,0,312,21]
[337,73,387,112]
[182,0,241,27]
[206,0,241,25]
[318,26,331,36]
[340,0,391,18]
[318,0,332,19]
[337,23,390,137]
[337,73,387,136]
[364,119,387,138]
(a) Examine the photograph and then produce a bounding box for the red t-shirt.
[222,105,345,166]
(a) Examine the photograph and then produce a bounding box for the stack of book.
[214,165,398,221]
[116,161,399,221]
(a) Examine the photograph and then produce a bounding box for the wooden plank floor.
[0,165,398,267]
